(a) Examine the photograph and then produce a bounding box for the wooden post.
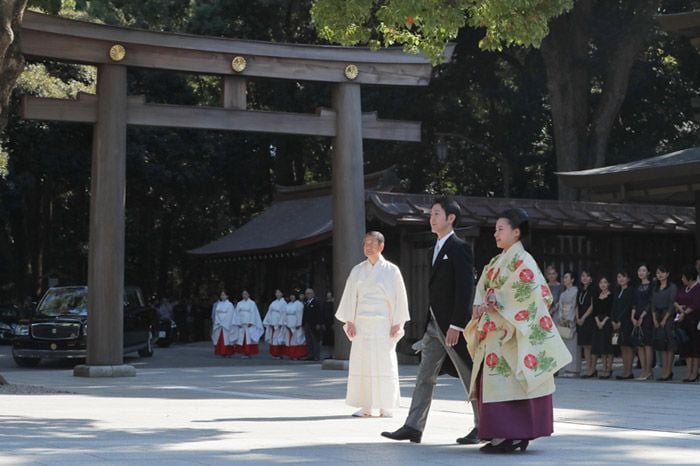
[77,64,131,375]
[223,76,246,110]
[331,83,365,361]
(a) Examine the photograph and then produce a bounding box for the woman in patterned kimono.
[465,208,571,454]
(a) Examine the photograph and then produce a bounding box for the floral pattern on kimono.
[465,241,572,403]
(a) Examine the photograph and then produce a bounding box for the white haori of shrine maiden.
[231,298,264,344]
[263,297,287,345]
[335,254,410,410]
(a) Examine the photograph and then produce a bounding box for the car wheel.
[13,354,40,367]
[138,330,154,358]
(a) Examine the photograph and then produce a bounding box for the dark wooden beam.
[21,11,452,86]
[21,94,422,141]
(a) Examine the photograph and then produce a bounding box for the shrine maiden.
[282,293,307,359]
[263,289,287,358]
[231,290,264,357]
[211,291,235,357]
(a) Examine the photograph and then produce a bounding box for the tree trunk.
[588,1,660,169]
[0,0,28,133]
[541,0,659,200]
[541,0,593,201]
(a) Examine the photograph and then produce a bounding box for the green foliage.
[311,0,573,63]
[15,63,95,98]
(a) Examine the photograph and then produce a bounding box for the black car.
[11,286,158,367]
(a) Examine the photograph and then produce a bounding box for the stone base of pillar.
[73,364,136,377]
[321,359,349,371]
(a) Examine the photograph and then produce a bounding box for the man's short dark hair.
[365,231,385,244]
[432,196,461,227]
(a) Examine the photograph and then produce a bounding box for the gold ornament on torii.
[344,64,359,80]
[108,44,126,62]
[231,56,247,73]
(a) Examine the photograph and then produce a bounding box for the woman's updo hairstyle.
[498,208,530,246]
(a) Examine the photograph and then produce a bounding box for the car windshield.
[37,288,88,317]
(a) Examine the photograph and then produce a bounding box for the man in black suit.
[382,196,479,444]
[303,288,324,361]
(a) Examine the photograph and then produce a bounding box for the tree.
[540,0,665,199]
[311,0,573,61]
[310,0,697,200]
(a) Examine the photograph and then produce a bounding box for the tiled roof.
[556,147,700,204]
[190,191,695,258]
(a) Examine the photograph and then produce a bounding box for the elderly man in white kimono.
[336,231,410,418]
[231,290,264,358]
[263,289,287,358]
[211,290,235,357]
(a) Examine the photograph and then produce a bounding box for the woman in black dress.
[577,270,597,378]
[632,264,654,380]
[652,266,678,381]
[591,277,613,378]
[612,271,635,379]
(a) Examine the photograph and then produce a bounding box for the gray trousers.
[405,317,479,433]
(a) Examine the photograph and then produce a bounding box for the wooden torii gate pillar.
[20,12,453,373]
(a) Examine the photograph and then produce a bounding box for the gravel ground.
[0,383,73,394]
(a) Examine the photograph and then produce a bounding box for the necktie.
[432,242,440,265]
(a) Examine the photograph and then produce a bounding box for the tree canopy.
[311,0,574,61]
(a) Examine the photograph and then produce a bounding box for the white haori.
[281,300,305,345]
[211,299,235,346]
[336,254,410,409]
[263,298,286,344]
[231,298,264,344]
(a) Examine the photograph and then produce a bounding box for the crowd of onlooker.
[545,258,700,382]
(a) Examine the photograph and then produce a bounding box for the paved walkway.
[0,342,697,465]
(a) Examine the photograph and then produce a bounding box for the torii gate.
[19,11,453,375]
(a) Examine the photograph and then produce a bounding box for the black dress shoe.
[381,425,422,443]
[615,374,634,380]
[480,439,529,453]
[456,427,481,444]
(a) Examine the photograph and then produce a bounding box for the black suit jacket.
[429,233,474,332]
[428,233,475,375]
[303,298,323,327]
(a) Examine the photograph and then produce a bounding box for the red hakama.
[214,332,235,357]
[233,333,259,356]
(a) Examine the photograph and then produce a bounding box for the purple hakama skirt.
[476,369,554,440]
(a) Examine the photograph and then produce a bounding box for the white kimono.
[263,298,287,346]
[231,298,264,345]
[211,299,235,346]
[281,300,305,346]
[335,254,410,409]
